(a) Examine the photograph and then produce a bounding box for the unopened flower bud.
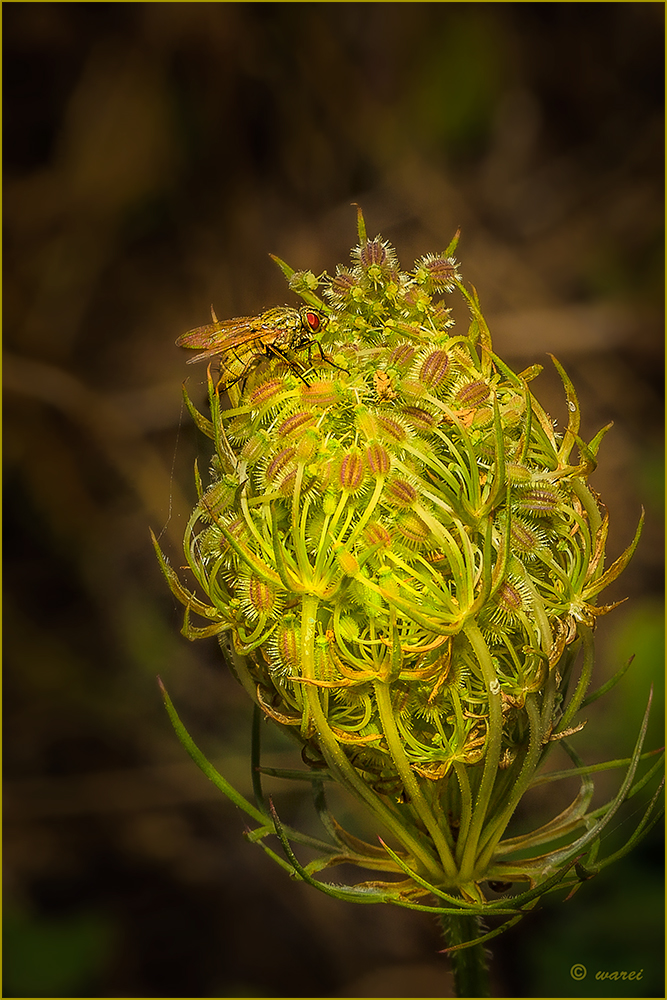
[339,449,365,491]
[301,380,341,409]
[365,442,391,476]
[414,253,461,291]
[288,269,319,293]
[389,343,417,368]
[241,576,283,620]
[161,210,647,951]
[375,414,408,443]
[385,478,418,507]
[241,429,272,463]
[455,380,490,408]
[420,349,451,388]
[510,517,543,557]
[248,378,286,409]
[277,411,317,439]
[495,580,523,614]
[517,486,560,514]
[401,405,436,431]
[296,429,320,462]
[269,615,301,675]
[336,548,360,576]
[395,511,431,545]
[199,476,237,519]
[363,521,392,549]
[264,447,296,484]
[327,267,359,301]
[356,237,396,272]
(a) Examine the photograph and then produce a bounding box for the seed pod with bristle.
[414,252,461,292]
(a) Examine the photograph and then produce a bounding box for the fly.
[175,305,329,385]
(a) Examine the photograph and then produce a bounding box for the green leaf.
[477,397,507,516]
[251,705,269,815]
[557,622,595,731]
[256,840,301,875]
[573,433,598,474]
[268,801,393,905]
[312,780,348,846]
[516,363,543,383]
[540,690,654,871]
[193,458,204,500]
[580,654,635,707]
[455,281,492,359]
[269,254,327,309]
[255,766,334,782]
[378,839,516,913]
[594,777,664,872]
[354,203,368,244]
[548,354,580,465]
[182,383,214,439]
[586,420,614,457]
[530,747,663,786]
[479,857,581,912]
[180,609,231,640]
[150,529,223,621]
[269,253,296,281]
[582,509,644,600]
[496,781,592,856]
[623,749,665,802]
[159,678,268,824]
[444,228,461,257]
[440,913,527,953]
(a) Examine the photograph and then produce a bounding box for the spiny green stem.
[440,912,491,998]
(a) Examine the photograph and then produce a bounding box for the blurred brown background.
[3,4,664,998]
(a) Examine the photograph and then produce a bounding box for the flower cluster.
[155,211,659,948]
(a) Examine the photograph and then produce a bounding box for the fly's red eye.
[305,311,320,332]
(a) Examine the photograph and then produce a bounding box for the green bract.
[155,211,662,953]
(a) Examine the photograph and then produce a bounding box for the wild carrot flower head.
[155,209,660,947]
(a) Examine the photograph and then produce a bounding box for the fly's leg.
[266,343,310,383]
[308,340,348,375]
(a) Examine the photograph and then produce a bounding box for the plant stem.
[458,622,503,882]
[299,595,443,880]
[440,913,491,998]
[374,678,459,881]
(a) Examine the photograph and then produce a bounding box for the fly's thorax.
[257,307,303,349]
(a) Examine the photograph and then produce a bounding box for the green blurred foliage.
[3,906,115,998]
[522,857,664,998]
[602,599,665,750]
[404,11,506,156]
